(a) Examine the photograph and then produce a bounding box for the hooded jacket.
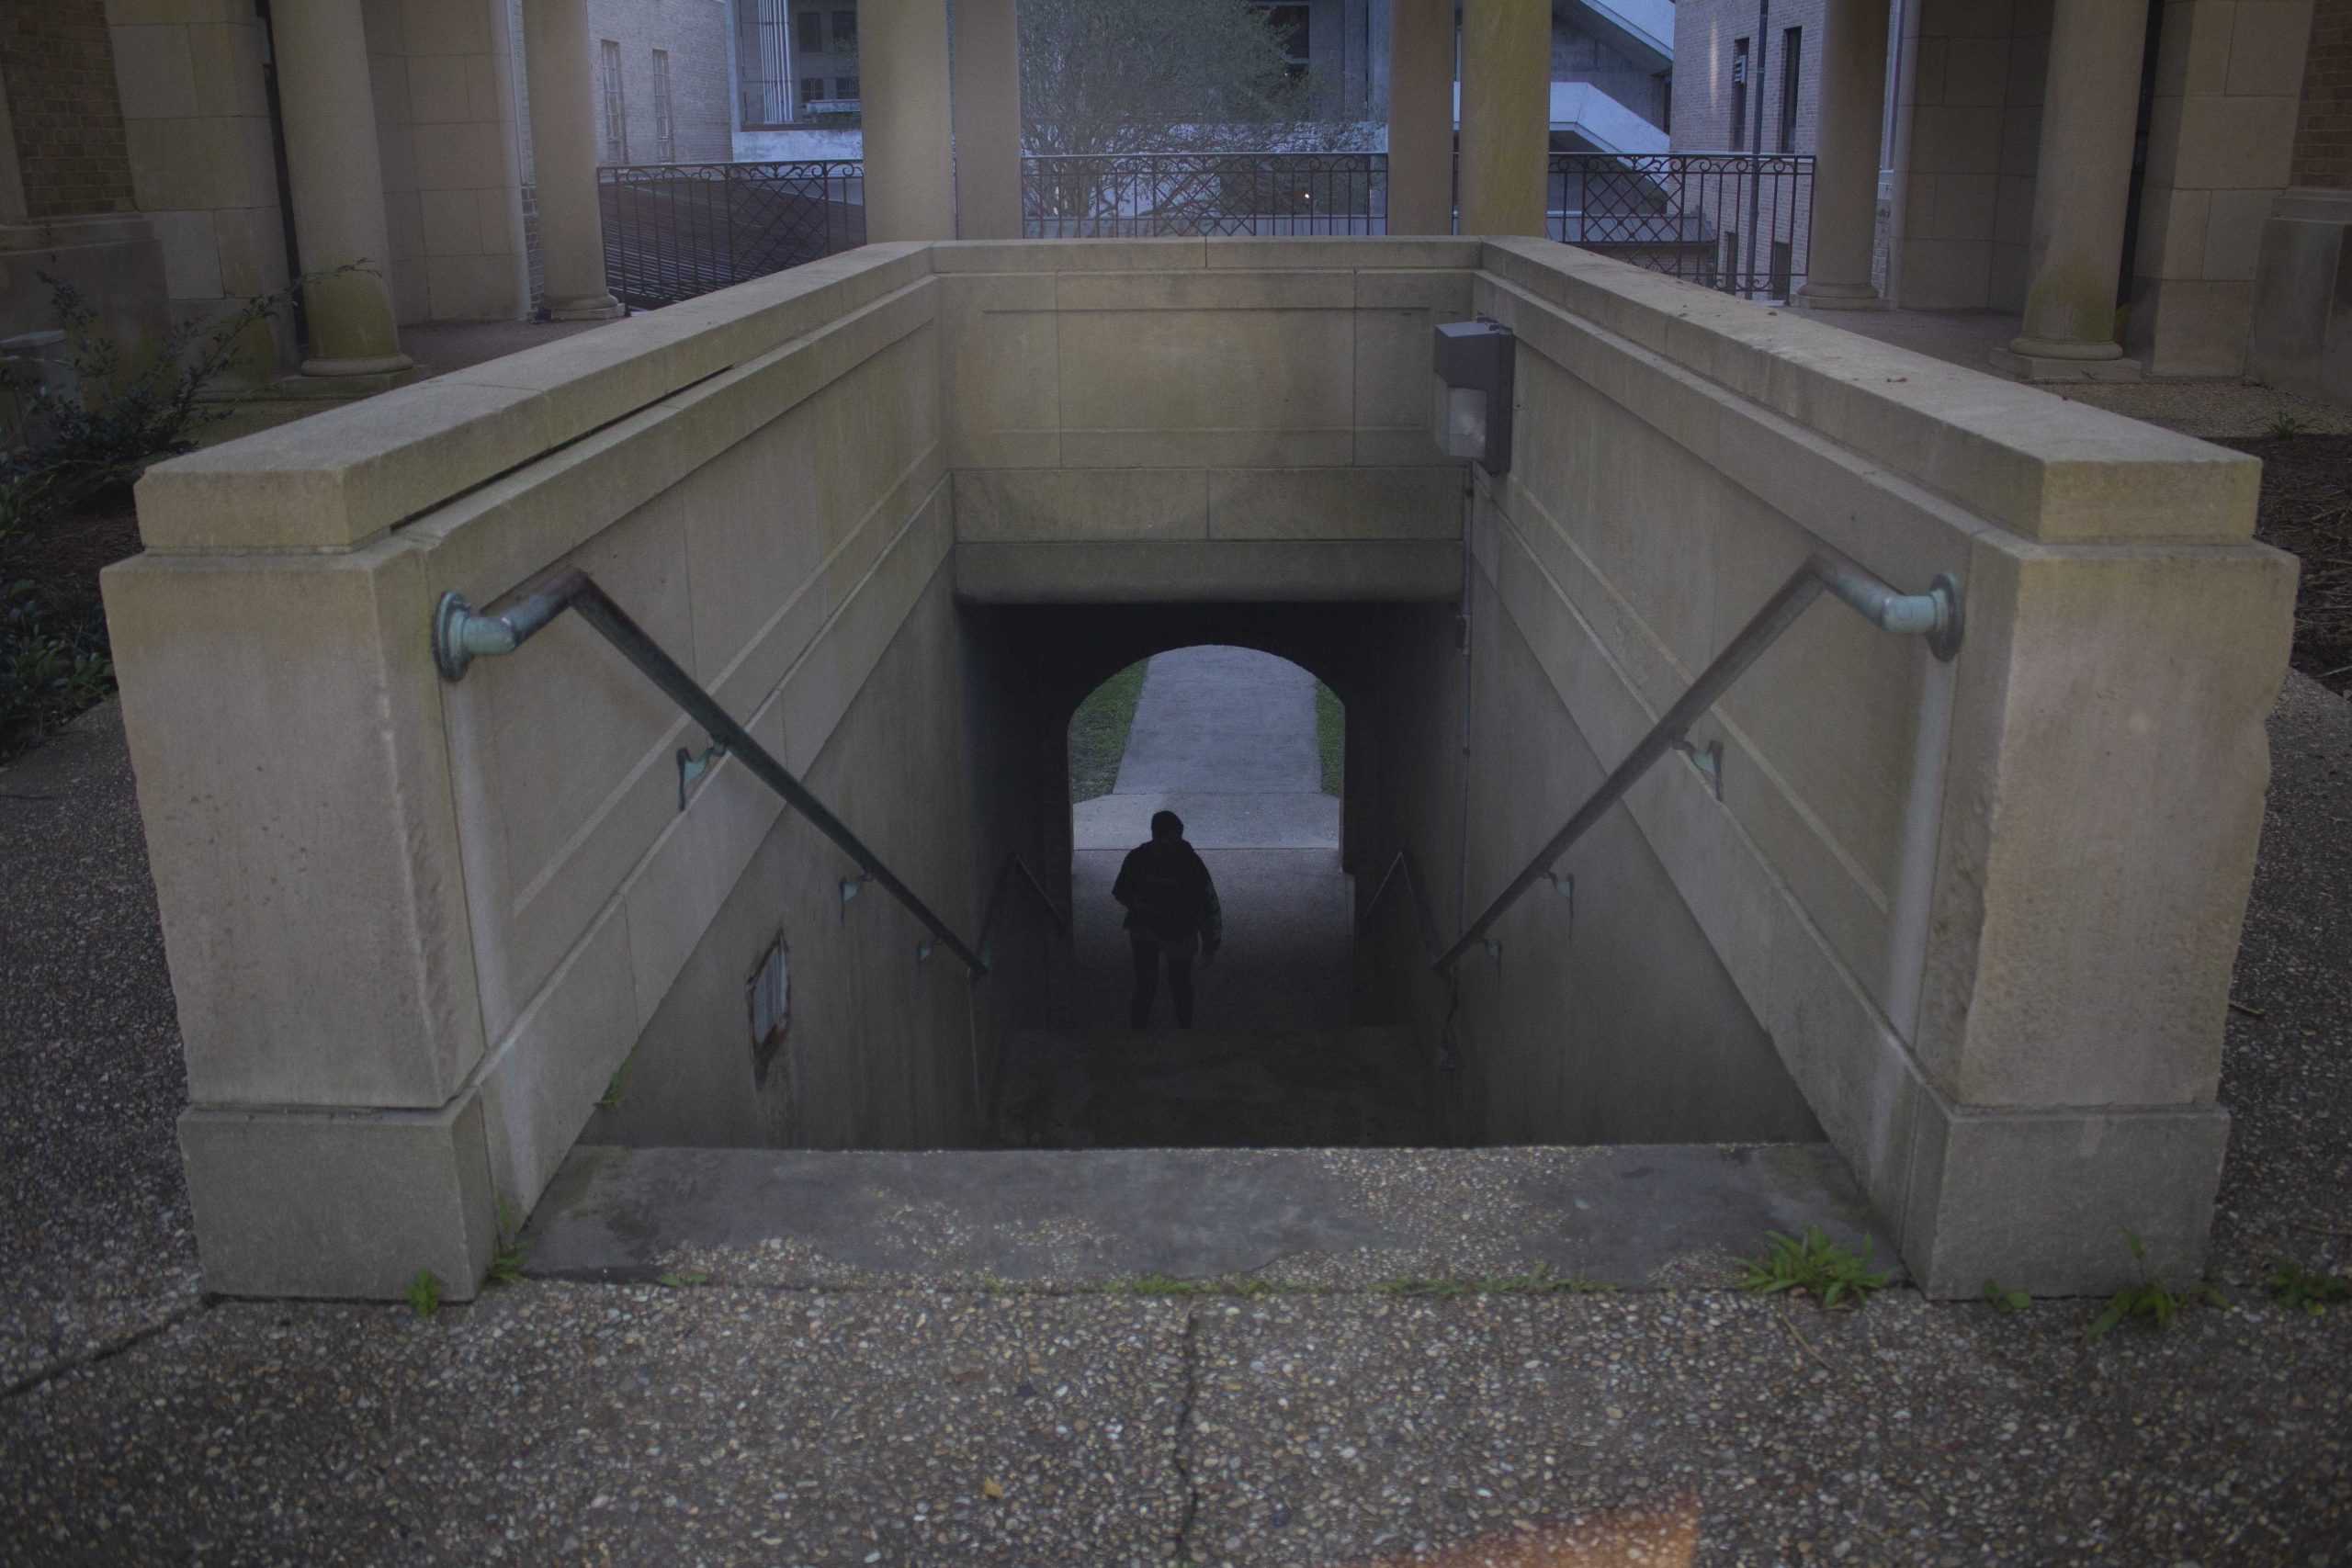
[1113,835,1223,950]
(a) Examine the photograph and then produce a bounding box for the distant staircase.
[989,1025,1431,1150]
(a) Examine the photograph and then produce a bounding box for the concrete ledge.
[133,245,935,553]
[952,540,1464,603]
[180,1094,496,1301]
[522,1143,1895,1291]
[1479,238,2259,545]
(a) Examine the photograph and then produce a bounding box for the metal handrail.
[1363,846,1444,963]
[1432,551,1962,976]
[977,852,1069,965]
[432,564,991,977]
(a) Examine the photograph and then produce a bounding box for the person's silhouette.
[1112,809,1223,1029]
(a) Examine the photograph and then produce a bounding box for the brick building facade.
[2292,0,2350,187]
[1671,0,1834,297]
[589,0,732,164]
[1,0,137,220]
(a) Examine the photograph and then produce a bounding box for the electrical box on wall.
[747,936,790,1087]
[1432,319,1515,475]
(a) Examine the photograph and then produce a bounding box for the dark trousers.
[1129,936,1194,1029]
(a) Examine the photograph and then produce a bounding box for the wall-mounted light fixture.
[1432,318,1515,475]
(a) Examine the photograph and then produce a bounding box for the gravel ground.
[1,677,2347,1563]
[0,700,198,1393]
[0,1286,1191,1566]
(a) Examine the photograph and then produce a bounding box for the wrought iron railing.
[592,151,1813,310]
[1022,152,1386,238]
[1547,152,1815,299]
[596,160,865,310]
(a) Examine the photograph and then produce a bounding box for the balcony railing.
[1022,152,1387,238]
[590,152,1815,310]
[1547,152,1815,300]
[596,160,866,310]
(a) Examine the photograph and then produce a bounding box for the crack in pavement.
[1,1300,209,1403]
[1170,1305,1204,1564]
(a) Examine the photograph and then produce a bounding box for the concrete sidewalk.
[3,685,2349,1562]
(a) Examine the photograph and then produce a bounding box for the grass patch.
[2267,1261,2352,1316]
[1314,680,1344,795]
[1069,659,1148,803]
[1736,1227,1892,1310]
[2086,1231,2223,1340]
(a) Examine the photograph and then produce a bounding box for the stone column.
[1386,0,1454,235]
[1796,0,1892,310]
[863,0,956,243]
[1456,0,1550,237]
[524,0,623,321]
[270,0,411,375]
[950,0,1022,239]
[1992,0,2148,378]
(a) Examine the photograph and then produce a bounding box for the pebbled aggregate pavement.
[1,675,2348,1563]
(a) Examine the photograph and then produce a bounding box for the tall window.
[1779,28,1803,152]
[800,75,825,107]
[1253,2,1310,78]
[831,8,855,49]
[1730,38,1749,151]
[836,74,859,102]
[598,39,627,163]
[652,49,675,163]
[797,9,822,52]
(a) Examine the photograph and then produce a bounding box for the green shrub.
[1736,1226,1892,1309]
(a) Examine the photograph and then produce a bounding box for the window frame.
[1778,27,1803,152]
[651,47,675,164]
[1731,38,1751,151]
[598,38,628,164]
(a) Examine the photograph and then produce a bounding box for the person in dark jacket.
[1112,809,1223,1029]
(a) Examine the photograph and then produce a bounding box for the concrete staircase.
[988,1025,1431,1150]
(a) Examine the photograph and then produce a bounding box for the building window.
[1253,2,1310,78]
[652,49,675,162]
[1722,229,1740,288]
[831,8,855,50]
[599,39,627,163]
[801,75,825,107]
[1770,239,1792,300]
[1730,38,1749,151]
[797,9,822,52]
[1779,28,1803,152]
[835,75,859,102]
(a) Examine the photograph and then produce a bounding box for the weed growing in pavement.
[485,1201,528,1288]
[2265,1260,2352,1316]
[405,1269,443,1319]
[1983,1280,2031,1314]
[1375,1266,1613,1299]
[1736,1227,1891,1310]
[656,1269,712,1289]
[598,1057,632,1111]
[2086,1232,2223,1340]
[1101,1272,1282,1299]
[2266,412,2311,440]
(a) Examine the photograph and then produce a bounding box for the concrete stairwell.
[988,1025,1432,1150]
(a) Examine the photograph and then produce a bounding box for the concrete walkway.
[1074,646,1340,852]
[4,688,2350,1562]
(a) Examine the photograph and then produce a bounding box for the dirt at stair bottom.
[989,1026,1431,1149]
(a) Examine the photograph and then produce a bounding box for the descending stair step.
[522,1143,1900,1292]
[989,1026,1430,1149]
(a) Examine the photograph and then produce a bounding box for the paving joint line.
[1,1299,209,1403]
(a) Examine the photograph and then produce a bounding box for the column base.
[1988,345,2143,383]
[300,352,416,378]
[1793,282,1887,311]
[179,1091,498,1301]
[547,294,626,321]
